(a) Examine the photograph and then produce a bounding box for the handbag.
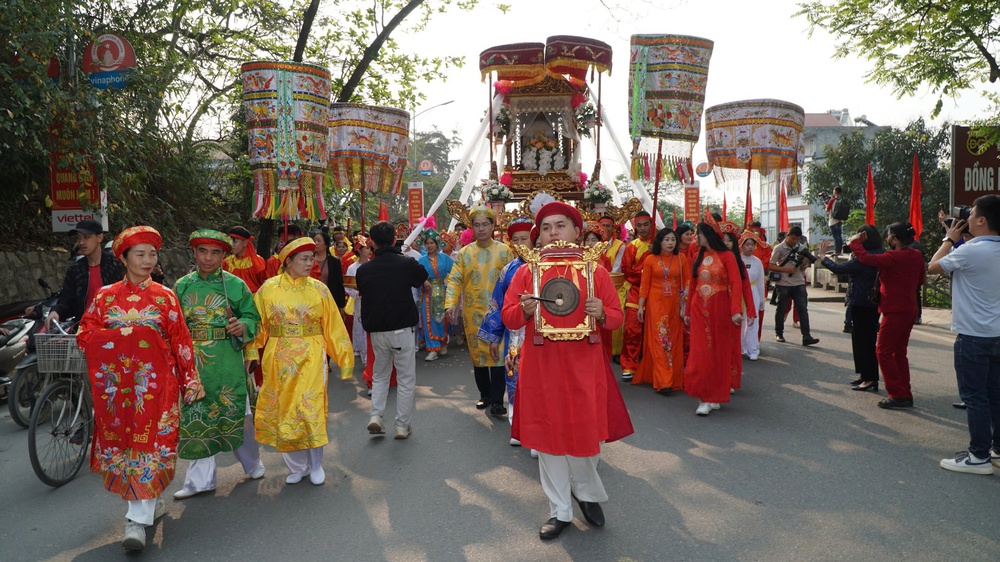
[869,272,881,305]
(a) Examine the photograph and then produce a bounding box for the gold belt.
[269,323,322,338]
[190,326,229,341]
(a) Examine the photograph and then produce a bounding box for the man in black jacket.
[48,219,124,324]
[356,221,429,440]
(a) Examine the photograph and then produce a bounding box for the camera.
[787,244,819,267]
[951,206,972,221]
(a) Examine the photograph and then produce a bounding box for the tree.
[797,0,1000,142]
[801,119,951,254]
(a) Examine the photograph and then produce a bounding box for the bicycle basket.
[35,333,87,374]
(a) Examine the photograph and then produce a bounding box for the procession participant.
[635,227,689,394]
[478,216,533,432]
[582,222,614,360]
[747,221,772,341]
[345,234,373,363]
[445,204,514,416]
[77,226,205,551]
[247,237,354,485]
[356,221,429,439]
[599,215,627,360]
[721,222,757,392]
[501,201,633,540]
[619,211,655,380]
[173,230,264,499]
[418,227,454,362]
[739,229,767,361]
[223,226,267,293]
[675,222,700,265]
[264,223,303,278]
[311,230,348,312]
[684,213,749,416]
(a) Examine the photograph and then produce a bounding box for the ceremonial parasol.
[704,99,805,227]
[241,61,331,221]
[327,102,410,231]
[628,34,714,222]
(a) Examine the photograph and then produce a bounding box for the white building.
[759,109,885,244]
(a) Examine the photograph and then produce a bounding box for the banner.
[683,182,700,222]
[408,182,424,228]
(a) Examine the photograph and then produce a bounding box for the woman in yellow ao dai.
[249,237,354,485]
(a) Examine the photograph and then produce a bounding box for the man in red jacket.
[502,201,633,540]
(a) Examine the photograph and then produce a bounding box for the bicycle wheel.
[7,364,46,429]
[28,379,92,487]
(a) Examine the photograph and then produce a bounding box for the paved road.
[1,302,997,561]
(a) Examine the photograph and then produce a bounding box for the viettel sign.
[82,33,136,90]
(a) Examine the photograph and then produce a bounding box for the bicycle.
[28,323,92,487]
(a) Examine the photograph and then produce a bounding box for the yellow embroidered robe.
[249,274,353,452]
[444,240,513,367]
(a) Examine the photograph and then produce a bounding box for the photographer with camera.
[928,195,1000,474]
[849,222,925,409]
[769,226,820,346]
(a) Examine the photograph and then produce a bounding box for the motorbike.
[3,279,60,427]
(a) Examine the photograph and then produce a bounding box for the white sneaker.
[122,521,146,551]
[530,449,539,459]
[730,388,735,395]
[248,460,265,480]
[510,438,521,447]
[696,402,711,416]
[425,351,439,362]
[310,466,326,485]
[439,346,449,356]
[710,402,721,410]
[991,446,1000,468]
[366,388,373,396]
[940,451,994,475]
[621,372,634,381]
[285,471,309,484]
[749,354,759,361]
[394,425,412,440]
[173,486,214,500]
[367,415,386,435]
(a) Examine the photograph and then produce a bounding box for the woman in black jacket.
[820,225,883,391]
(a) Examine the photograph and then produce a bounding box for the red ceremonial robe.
[684,249,744,404]
[502,260,633,457]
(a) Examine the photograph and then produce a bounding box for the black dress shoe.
[574,496,605,527]
[475,399,489,410]
[843,325,853,334]
[489,403,507,418]
[849,378,864,386]
[775,334,786,343]
[851,381,878,392]
[657,388,672,396]
[877,397,914,409]
[953,402,968,409]
[539,517,571,539]
[802,336,820,346]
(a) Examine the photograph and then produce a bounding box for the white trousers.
[741,318,760,358]
[125,498,158,526]
[537,452,608,522]
[370,328,417,428]
[282,447,323,476]
[181,413,261,491]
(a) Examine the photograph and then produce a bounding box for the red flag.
[778,182,790,232]
[744,183,753,229]
[722,192,728,221]
[865,163,876,226]
[909,153,923,237]
[672,208,677,229]
[378,198,389,221]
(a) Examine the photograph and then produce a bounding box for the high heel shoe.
[852,381,878,392]
[849,378,864,386]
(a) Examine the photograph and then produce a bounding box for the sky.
[390,0,993,207]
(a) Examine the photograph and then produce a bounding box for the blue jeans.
[830,222,843,254]
[954,334,1000,458]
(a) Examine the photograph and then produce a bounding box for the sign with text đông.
[407,182,424,228]
[683,182,700,222]
[952,125,1000,209]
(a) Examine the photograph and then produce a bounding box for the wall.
[0,248,195,306]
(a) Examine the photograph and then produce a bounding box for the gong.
[540,277,579,316]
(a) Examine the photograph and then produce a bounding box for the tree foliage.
[797,0,1000,141]
[801,119,951,254]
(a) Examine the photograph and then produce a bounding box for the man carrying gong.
[500,201,633,540]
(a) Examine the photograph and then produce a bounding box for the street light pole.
[411,100,454,178]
